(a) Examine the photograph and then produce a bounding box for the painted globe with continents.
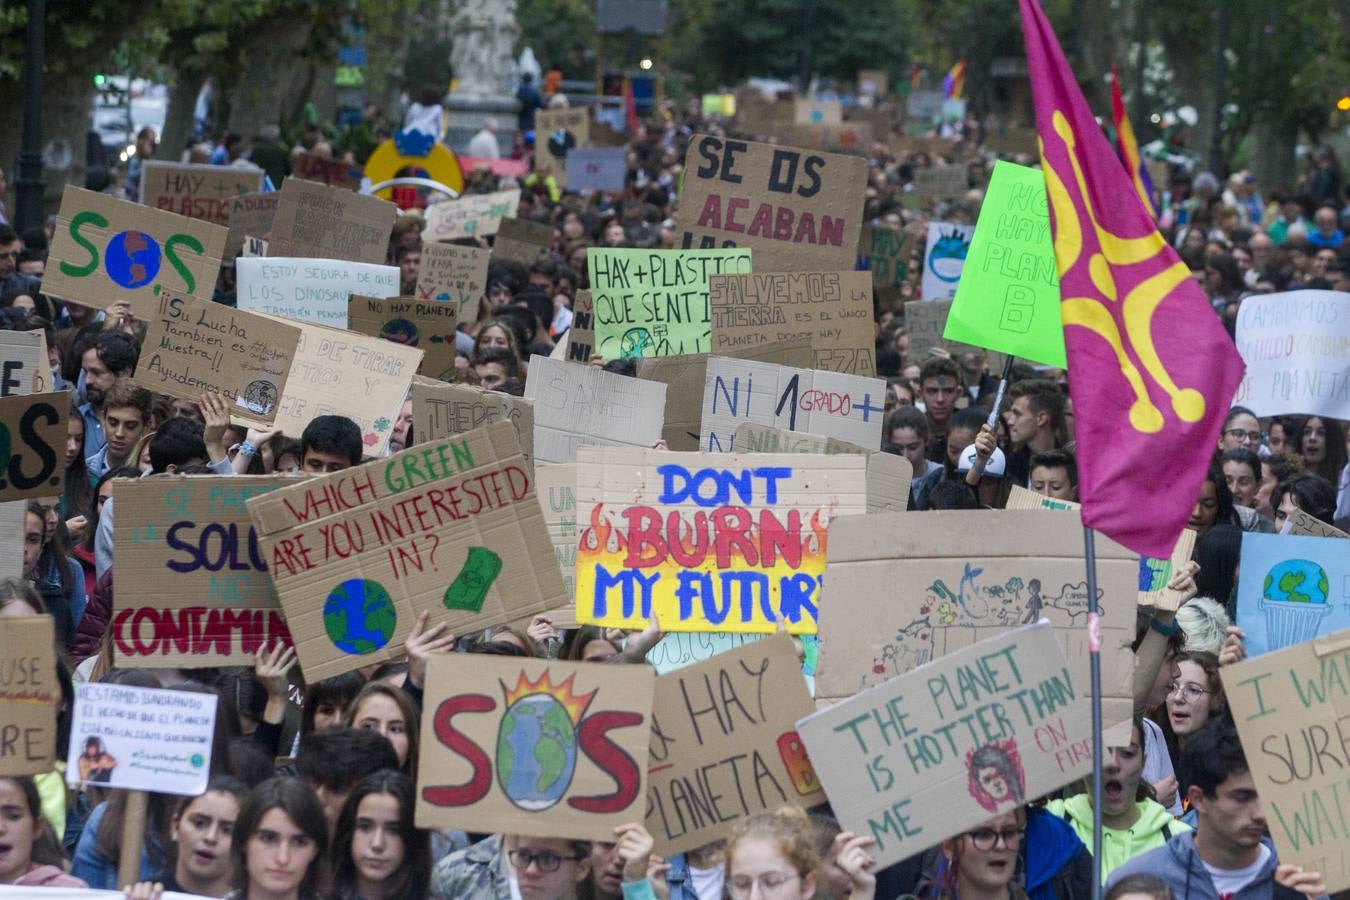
[1263,559,1330,606]
[322,578,396,654]
[496,693,578,810]
[104,231,162,289]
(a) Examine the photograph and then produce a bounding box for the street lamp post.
[15,0,46,233]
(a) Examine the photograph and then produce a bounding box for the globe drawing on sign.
[1259,558,1332,648]
[323,578,397,655]
[495,671,595,811]
[1138,556,1171,593]
[104,231,162,289]
[928,228,970,283]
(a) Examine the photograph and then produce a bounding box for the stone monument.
[444,0,522,157]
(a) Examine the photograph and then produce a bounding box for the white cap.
[957,444,1007,478]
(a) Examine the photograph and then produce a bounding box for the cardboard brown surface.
[347,295,460,381]
[813,510,1136,739]
[1288,507,1349,539]
[534,463,579,608]
[561,291,596,362]
[1139,528,1198,612]
[709,271,875,375]
[138,161,264,225]
[423,190,522,242]
[415,653,653,838]
[493,217,553,265]
[0,331,42,397]
[798,622,1091,867]
[44,185,227,315]
[857,69,889,96]
[524,355,666,464]
[225,192,279,260]
[112,475,303,666]
[904,298,1000,361]
[794,99,843,125]
[0,502,24,579]
[411,376,534,468]
[416,242,490,317]
[732,422,912,513]
[914,165,970,200]
[775,122,875,154]
[648,633,825,853]
[677,134,867,273]
[574,447,867,633]
[861,224,921,307]
[533,107,591,188]
[0,615,57,775]
[1005,485,1080,511]
[264,177,397,264]
[1223,631,1350,892]
[291,151,363,190]
[0,392,67,502]
[248,423,568,681]
[132,291,299,422]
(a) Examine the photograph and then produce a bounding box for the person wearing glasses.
[723,807,876,900]
[919,810,1029,900]
[1216,407,1263,455]
[1155,651,1228,827]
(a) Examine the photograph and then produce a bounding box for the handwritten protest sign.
[575,447,867,633]
[249,423,567,681]
[44,186,226,314]
[411,376,534,468]
[236,256,399,327]
[813,511,1136,740]
[648,633,824,853]
[1288,508,1349,539]
[945,162,1065,367]
[524,356,666,464]
[347,295,460,380]
[905,299,1001,365]
[0,331,42,397]
[710,271,875,375]
[0,615,56,775]
[264,177,397,265]
[493,218,553,265]
[423,189,521,241]
[66,683,217,795]
[777,122,874,155]
[646,633,762,674]
[794,99,842,125]
[921,221,974,300]
[112,475,302,667]
[132,292,299,422]
[560,291,596,362]
[533,463,579,605]
[416,242,490,315]
[861,224,920,307]
[733,423,911,513]
[138,161,263,226]
[225,191,279,260]
[1234,290,1350,419]
[291,150,363,190]
[1236,533,1350,657]
[677,134,867,273]
[1223,631,1350,893]
[0,392,67,502]
[534,107,591,188]
[416,653,653,839]
[798,622,1091,867]
[233,315,420,457]
[590,248,753,358]
[701,356,886,451]
[914,165,969,201]
[566,148,627,192]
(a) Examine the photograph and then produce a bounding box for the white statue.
[450,0,520,98]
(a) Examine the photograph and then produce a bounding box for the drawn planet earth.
[1262,559,1330,605]
[496,693,577,810]
[104,231,162,289]
[323,578,396,654]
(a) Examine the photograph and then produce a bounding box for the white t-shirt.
[1142,716,1181,814]
[689,865,725,900]
[1202,843,1271,898]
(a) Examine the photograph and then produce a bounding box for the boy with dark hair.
[79,331,141,461]
[918,356,964,463]
[473,347,519,392]
[86,381,151,482]
[1003,378,1066,486]
[395,240,421,295]
[1030,448,1078,501]
[300,414,363,474]
[296,727,400,835]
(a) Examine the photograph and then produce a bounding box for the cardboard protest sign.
[0,331,42,397]
[248,423,567,681]
[411,376,534,468]
[677,134,868,273]
[291,150,363,191]
[921,221,975,300]
[234,315,421,457]
[226,192,279,259]
[112,475,302,666]
[423,189,521,241]
[1004,484,1080,511]
[0,615,56,775]
[858,69,888,96]
[946,162,1066,368]
[0,502,23,580]
[794,99,842,125]
[67,683,217,795]
[236,256,399,327]
[44,186,227,315]
[574,447,867,633]
[633,341,815,452]
[534,107,590,188]
[347,295,460,380]
[1287,508,1349,539]
[416,242,490,316]
[524,356,666,464]
[138,161,263,226]
[561,291,596,362]
[813,511,1136,739]
[1234,290,1350,419]
[904,299,1002,364]
[132,291,299,422]
[1236,532,1350,657]
[732,422,911,514]
[710,271,875,375]
[566,148,627,192]
[777,122,875,155]
[701,356,887,451]
[798,622,1091,867]
[914,165,969,201]
[0,392,67,502]
[493,217,553,265]
[648,633,824,853]
[415,653,653,839]
[590,248,753,359]
[535,463,579,607]
[1223,630,1350,892]
[861,224,920,307]
[264,177,396,265]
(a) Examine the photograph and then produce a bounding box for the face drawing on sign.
[966,740,1025,813]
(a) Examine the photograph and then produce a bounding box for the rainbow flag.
[1110,65,1157,218]
[1018,0,1245,557]
[942,60,966,100]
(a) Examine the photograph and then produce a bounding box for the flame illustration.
[500,669,596,725]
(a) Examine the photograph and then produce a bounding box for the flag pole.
[1084,525,1104,900]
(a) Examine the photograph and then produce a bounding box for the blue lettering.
[779,573,820,624]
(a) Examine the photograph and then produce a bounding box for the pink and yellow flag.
[1018,0,1245,558]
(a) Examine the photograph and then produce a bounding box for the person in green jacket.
[1046,716,1190,883]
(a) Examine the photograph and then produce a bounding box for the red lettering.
[748,204,773,238]
[665,510,709,567]
[774,207,794,241]
[712,507,756,567]
[622,506,667,567]
[725,197,749,233]
[794,212,817,244]
[568,711,645,813]
[696,195,723,229]
[818,214,845,247]
[422,694,496,807]
[759,509,802,568]
[112,609,135,657]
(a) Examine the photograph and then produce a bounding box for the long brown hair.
[343,682,421,776]
[232,777,329,898]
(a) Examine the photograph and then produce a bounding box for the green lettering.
[59,210,105,277]
[164,233,205,294]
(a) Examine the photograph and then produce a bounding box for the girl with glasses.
[926,809,1028,900]
[724,806,876,900]
[1157,650,1227,823]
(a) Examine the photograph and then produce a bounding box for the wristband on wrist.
[1148,615,1180,637]
[238,440,258,457]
